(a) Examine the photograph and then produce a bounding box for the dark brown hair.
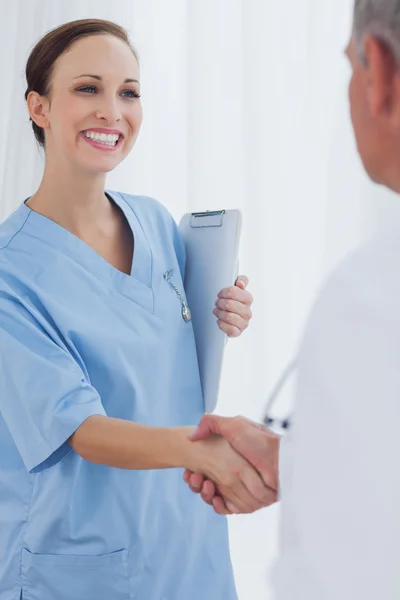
[25,18,139,148]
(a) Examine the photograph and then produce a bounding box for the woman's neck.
[27,164,113,236]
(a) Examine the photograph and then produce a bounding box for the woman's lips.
[80,132,123,152]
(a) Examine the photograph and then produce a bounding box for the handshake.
[182,415,280,515]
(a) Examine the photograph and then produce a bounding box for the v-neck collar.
[107,191,152,286]
[19,190,154,311]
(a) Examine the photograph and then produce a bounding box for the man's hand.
[215,276,253,337]
[183,415,280,514]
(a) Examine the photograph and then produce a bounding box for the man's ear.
[27,91,50,130]
[363,35,398,117]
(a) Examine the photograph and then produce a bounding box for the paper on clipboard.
[179,209,242,413]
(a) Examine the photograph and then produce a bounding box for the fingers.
[232,415,267,432]
[223,485,277,514]
[188,472,205,493]
[187,415,277,514]
[221,416,280,493]
[213,306,251,337]
[240,465,278,507]
[200,480,217,505]
[215,278,253,337]
[217,459,271,514]
[218,479,265,514]
[217,283,253,307]
[184,473,275,516]
[214,302,252,338]
[183,469,215,502]
[184,470,230,512]
[183,470,206,494]
[213,496,234,515]
[184,468,276,515]
[261,488,278,506]
[216,320,242,338]
[215,298,252,321]
[234,275,249,290]
[188,474,216,505]
[189,414,230,441]
[189,414,267,444]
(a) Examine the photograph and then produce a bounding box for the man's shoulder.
[298,229,400,355]
[317,229,400,315]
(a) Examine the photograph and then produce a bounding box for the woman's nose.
[95,98,122,123]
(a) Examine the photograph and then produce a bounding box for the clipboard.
[179,209,242,412]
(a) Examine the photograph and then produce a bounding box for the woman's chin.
[77,156,123,175]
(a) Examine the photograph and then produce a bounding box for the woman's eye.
[121,90,141,99]
[75,86,140,98]
[77,86,97,94]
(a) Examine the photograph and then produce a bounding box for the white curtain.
[2,1,400,598]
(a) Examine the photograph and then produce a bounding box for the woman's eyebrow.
[73,74,139,83]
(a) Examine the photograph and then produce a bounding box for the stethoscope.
[262,358,297,435]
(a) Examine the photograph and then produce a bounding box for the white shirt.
[273,230,400,599]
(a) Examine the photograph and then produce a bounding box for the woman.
[0,19,269,600]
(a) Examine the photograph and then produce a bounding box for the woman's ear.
[27,91,50,130]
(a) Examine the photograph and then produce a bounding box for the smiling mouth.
[82,130,122,147]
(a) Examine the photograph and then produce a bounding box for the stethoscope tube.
[263,358,297,432]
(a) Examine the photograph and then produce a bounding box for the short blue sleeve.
[0,286,106,473]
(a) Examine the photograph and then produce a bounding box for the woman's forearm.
[69,415,194,470]
[69,415,273,513]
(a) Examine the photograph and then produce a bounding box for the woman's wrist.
[70,416,205,471]
[166,426,200,470]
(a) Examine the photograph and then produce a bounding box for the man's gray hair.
[354,0,400,62]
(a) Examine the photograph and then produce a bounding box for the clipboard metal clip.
[190,210,226,228]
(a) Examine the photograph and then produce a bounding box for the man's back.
[274,230,400,599]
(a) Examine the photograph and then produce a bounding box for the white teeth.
[83,131,120,146]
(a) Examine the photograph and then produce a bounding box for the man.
[184,1,400,597]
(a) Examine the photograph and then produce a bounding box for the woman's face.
[32,34,143,174]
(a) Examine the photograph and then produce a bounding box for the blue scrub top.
[0,191,237,600]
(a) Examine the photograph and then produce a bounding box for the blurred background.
[2,1,400,597]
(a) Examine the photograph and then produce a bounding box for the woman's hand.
[182,431,272,514]
[214,276,253,338]
[183,416,280,515]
